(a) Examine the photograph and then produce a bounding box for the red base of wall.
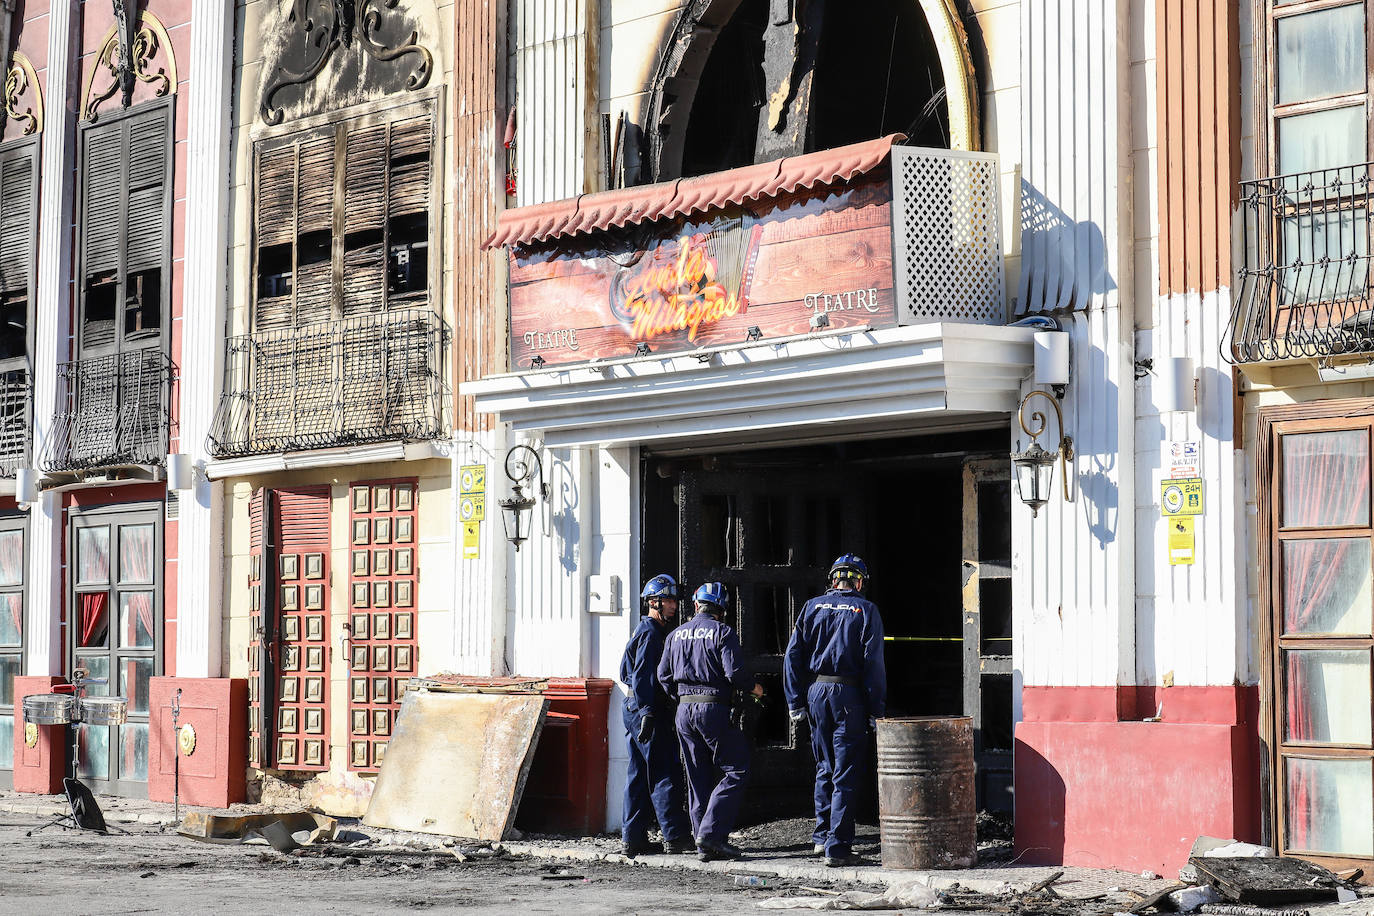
[14,676,67,795]
[1014,685,1261,875]
[147,677,248,808]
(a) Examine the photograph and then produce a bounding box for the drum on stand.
[78,696,129,726]
[22,694,78,726]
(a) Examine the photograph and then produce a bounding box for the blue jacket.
[620,615,672,719]
[783,588,886,717]
[656,611,752,698]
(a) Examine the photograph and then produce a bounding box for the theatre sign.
[485,136,1006,371]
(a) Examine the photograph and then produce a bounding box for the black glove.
[637,713,655,743]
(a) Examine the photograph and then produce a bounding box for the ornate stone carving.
[81,9,177,122]
[260,0,434,126]
[3,52,42,135]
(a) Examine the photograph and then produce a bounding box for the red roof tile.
[484,134,904,249]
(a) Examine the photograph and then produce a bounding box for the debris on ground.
[1179,838,1276,883]
[177,811,336,852]
[1190,857,1342,906]
[1198,904,1312,916]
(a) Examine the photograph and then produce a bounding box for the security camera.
[809,312,831,330]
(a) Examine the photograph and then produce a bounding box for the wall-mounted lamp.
[634,342,652,357]
[1033,331,1070,398]
[15,467,38,508]
[499,443,549,552]
[166,452,198,492]
[745,326,763,341]
[529,354,547,370]
[1012,390,1074,517]
[809,312,831,330]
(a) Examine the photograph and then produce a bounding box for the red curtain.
[1280,432,1371,849]
[79,593,108,648]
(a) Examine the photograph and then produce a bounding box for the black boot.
[622,838,663,857]
[697,839,744,862]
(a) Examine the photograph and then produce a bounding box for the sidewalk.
[0,789,1172,898]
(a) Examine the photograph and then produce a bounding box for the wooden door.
[677,467,863,816]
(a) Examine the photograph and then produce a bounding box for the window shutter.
[294,134,336,327]
[257,147,295,248]
[388,114,432,218]
[82,124,125,281]
[0,151,33,297]
[343,125,387,318]
[125,107,170,274]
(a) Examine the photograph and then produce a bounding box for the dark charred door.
[677,468,863,816]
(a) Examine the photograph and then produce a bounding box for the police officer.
[656,582,756,862]
[619,574,695,857]
[784,554,886,868]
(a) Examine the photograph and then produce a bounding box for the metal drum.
[78,696,129,726]
[22,693,78,726]
[875,716,977,869]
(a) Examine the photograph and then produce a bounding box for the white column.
[25,0,79,676]
[175,0,235,679]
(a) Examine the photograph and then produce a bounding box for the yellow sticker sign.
[459,494,486,522]
[462,521,480,560]
[1161,478,1204,517]
[1168,516,1195,566]
[459,464,487,496]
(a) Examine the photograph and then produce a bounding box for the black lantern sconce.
[499,444,549,551]
[1012,390,1074,517]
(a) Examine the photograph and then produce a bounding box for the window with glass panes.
[0,517,25,788]
[70,506,161,796]
[1266,2,1373,306]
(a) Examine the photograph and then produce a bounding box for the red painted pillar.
[13,676,67,795]
[147,677,248,808]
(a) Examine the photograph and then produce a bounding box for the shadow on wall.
[550,448,581,574]
[1011,735,1066,865]
[1018,181,1116,313]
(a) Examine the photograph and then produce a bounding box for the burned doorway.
[641,429,1014,821]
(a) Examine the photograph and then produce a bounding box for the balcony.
[1231,163,1374,362]
[208,308,449,459]
[41,350,175,472]
[0,369,31,478]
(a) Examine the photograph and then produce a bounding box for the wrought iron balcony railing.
[1230,162,1374,362]
[41,350,175,472]
[0,369,31,478]
[208,308,450,459]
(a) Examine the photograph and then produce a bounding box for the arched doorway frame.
[643,0,980,182]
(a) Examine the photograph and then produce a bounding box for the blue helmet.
[829,554,869,585]
[692,581,729,612]
[641,574,680,602]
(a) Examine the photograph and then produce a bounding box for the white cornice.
[205,441,443,480]
[469,323,1037,449]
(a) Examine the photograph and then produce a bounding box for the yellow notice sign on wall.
[1168,516,1195,566]
[462,521,480,560]
[1161,478,1204,516]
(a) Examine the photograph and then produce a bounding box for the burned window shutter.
[342,125,387,318]
[386,113,433,306]
[294,133,337,327]
[255,145,296,332]
[81,123,127,352]
[0,152,33,298]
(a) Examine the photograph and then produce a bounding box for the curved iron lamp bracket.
[503,443,549,500]
[1017,389,1075,504]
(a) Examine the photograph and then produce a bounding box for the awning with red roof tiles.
[482,134,905,250]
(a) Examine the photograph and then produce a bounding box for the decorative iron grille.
[0,368,31,478]
[890,147,1005,325]
[42,349,175,471]
[208,308,449,458]
[1230,163,1374,362]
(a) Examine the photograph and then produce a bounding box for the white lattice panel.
[891,147,1005,326]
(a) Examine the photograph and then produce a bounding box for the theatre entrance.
[641,429,1015,821]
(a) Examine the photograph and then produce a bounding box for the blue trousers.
[622,708,692,844]
[807,682,867,857]
[675,702,750,844]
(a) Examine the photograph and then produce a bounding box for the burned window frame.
[249,90,443,334]
[74,97,174,362]
[0,136,39,374]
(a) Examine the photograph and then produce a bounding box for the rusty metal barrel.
[875,716,977,869]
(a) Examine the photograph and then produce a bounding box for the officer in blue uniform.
[784,554,886,868]
[656,582,756,861]
[619,574,695,857]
